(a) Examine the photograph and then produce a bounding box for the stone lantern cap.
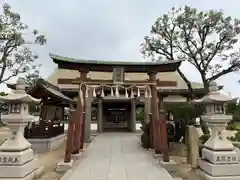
[0,77,41,104]
[192,81,237,104]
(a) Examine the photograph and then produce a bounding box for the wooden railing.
[24,121,65,139]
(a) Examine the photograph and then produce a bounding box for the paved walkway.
[64,133,176,180]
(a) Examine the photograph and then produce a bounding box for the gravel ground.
[160,156,202,180]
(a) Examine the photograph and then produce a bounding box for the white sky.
[1,0,240,96]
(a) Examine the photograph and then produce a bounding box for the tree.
[141,6,240,96]
[0,91,8,125]
[25,66,41,87]
[0,3,46,84]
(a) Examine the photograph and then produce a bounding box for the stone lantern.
[193,81,240,180]
[0,77,43,180]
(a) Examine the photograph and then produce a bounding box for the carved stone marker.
[0,77,43,180]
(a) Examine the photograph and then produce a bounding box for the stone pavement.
[63,133,176,180]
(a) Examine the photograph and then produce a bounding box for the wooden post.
[148,113,153,149]
[80,112,86,150]
[64,107,75,163]
[159,109,169,162]
[148,72,159,151]
[80,83,87,150]
[72,72,87,154]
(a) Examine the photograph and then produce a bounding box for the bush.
[227,123,240,131]
[228,131,240,142]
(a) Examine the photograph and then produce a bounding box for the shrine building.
[7,53,206,143]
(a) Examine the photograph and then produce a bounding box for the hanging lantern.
[137,87,140,97]
[125,88,128,98]
[101,86,105,97]
[111,87,114,96]
[93,87,96,97]
[115,85,119,98]
[85,85,88,98]
[130,87,134,98]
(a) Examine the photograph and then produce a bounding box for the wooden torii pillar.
[148,72,158,150]
[148,72,169,161]
[64,71,88,162]
[74,71,88,153]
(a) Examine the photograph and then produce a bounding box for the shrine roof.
[49,53,182,72]
[7,79,73,104]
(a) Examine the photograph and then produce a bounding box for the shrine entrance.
[103,101,131,132]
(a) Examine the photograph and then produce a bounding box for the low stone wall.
[28,134,66,153]
[169,142,188,157]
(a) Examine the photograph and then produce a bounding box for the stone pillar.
[84,88,92,143]
[131,99,136,132]
[148,72,159,150]
[97,99,103,133]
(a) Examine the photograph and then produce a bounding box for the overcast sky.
[1,0,240,96]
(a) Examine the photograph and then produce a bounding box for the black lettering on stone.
[221,156,226,161]
[14,157,18,163]
[8,157,13,163]
[227,156,231,161]
[232,156,237,161]
[3,157,7,163]
[216,156,221,161]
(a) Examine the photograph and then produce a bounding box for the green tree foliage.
[0,91,8,124]
[25,68,41,87]
[141,6,240,96]
[165,103,202,124]
[136,107,144,121]
[0,3,46,84]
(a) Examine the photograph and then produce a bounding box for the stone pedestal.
[198,147,240,179]
[0,132,43,180]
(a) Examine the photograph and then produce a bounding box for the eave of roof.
[49,53,182,72]
[7,79,73,104]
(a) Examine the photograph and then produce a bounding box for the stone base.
[0,166,44,180]
[0,165,43,180]
[202,148,239,164]
[159,159,176,165]
[198,159,240,176]
[71,153,82,160]
[153,153,162,159]
[56,160,74,172]
[197,169,240,180]
[0,148,34,165]
[0,158,38,178]
[79,148,85,152]
[28,134,65,153]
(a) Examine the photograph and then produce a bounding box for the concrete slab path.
[63,133,176,180]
